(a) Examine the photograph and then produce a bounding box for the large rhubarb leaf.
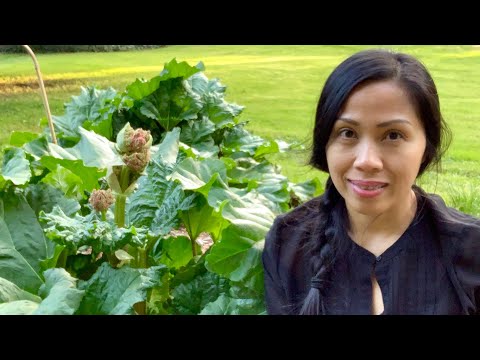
[33,268,84,315]
[200,294,265,315]
[0,148,31,189]
[76,263,167,315]
[0,191,49,293]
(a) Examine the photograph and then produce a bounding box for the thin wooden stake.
[21,45,57,144]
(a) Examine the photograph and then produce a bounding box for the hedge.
[0,45,165,53]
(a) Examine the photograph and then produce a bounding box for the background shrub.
[0,45,165,53]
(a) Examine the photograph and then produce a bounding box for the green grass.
[1,45,480,215]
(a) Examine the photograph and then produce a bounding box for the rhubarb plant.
[0,58,323,314]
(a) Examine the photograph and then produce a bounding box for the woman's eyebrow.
[337,117,412,127]
[376,119,413,128]
[336,117,360,126]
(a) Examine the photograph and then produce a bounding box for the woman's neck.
[347,189,418,257]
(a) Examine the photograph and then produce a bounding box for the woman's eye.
[340,129,356,138]
[385,131,403,140]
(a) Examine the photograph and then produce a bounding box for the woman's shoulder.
[425,193,480,238]
[425,193,480,312]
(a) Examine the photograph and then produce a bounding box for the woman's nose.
[353,141,383,172]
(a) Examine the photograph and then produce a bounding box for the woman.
[262,48,480,315]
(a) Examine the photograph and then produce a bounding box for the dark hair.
[300,49,452,315]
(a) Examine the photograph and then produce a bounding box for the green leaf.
[171,155,275,222]
[128,167,175,227]
[84,117,113,140]
[227,157,290,212]
[147,271,171,315]
[0,240,43,295]
[41,165,85,200]
[187,73,244,129]
[0,300,39,314]
[180,117,216,145]
[22,136,51,160]
[44,142,78,161]
[39,244,66,272]
[48,127,123,169]
[125,59,203,102]
[153,127,180,166]
[220,191,275,232]
[52,86,117,139]
[221,124,265,156]
[179,117,219,159]
[0,263,84,315]
[76,263,167,315]
[189,138,219,159]
[227,158,275,183]
[204,190,274,291]
[205,224,265,284]
[40,156,106,194]
[149,186,195,237]
[9,131,39,147]
[288,178,324,203]
[0,191,47,293]
[128,140,195,236]
[174,162,275,291]
[255,173,290,211]
[114,249,134,268]
[180,194,228,242]
[169,255,207,286]
[254,140,280,159]
[127,128,185,232]
[39,207,91,252]
[126,77,163,101]
[50,114,80,141]
[25,183,80,218]
[0,148,31,186]
[34,268,84,315]
[111,108,163,151]
[139,78,202,131]
[169,157,228,191]
[171,271,229,314]
[229,278,264,300]
[153,235,193,269]
[159,58,205,81]
[40,206,146,254]
[0,276,41,304]
[200,294,265,315]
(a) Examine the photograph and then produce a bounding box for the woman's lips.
[348,179,388,198]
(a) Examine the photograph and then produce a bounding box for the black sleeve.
[262,216,290,315]
[450,223,480,314]
[427,194,480,314]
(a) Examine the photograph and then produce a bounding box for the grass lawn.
[1,45,480,215]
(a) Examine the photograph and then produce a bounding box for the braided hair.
[299,177,348,314]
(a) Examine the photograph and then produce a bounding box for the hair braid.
[298,177,345,314]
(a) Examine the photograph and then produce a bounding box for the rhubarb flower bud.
[89,189,115,212]
[116,123,152,154]
[122,150,151,173]
[116,123,135,154]
[127,128,152,153]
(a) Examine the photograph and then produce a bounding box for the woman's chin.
[346,200,388,217]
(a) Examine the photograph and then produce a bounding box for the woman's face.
[326,80,427,217]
